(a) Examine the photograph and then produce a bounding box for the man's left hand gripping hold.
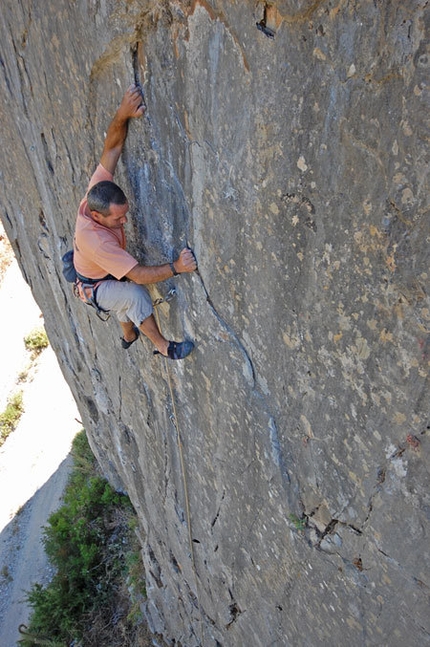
[73,84,197,360]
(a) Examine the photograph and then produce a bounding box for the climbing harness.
[73,279,111,322]
[62,249,111,321]
[153,303,205,646]
[74,280,176,323]
[63,250,180,322]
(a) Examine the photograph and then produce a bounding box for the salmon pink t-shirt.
[73,164,138,280]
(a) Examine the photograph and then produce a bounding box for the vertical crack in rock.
[10,36,32,116]
[256,3,281,39]
[61,137,77,184]
[196,271,256,386]
[40,132,54,175]
[147,544,163,589]
[0,55,12,95]
[131,41,147,109]
[225,600,243,629]
[211,489,225,529]
[170,550,182,574]
[194,262,301,511]
[269,416,291,485]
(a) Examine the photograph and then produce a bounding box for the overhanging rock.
[0,1,429,645]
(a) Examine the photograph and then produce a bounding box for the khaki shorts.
[95,280,153,326]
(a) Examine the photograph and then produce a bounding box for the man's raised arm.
[100,84,145,175]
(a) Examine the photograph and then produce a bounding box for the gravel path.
[0,260,81,646]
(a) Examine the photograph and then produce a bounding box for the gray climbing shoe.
[154,340,194,360]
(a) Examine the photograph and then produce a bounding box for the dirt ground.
[0,238,81,647]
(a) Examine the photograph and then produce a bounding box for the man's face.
[92,202,129,229]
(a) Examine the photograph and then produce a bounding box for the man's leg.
[120,320,139,344]
[120,315,169,355]
[139,314,169,356]
[96,281,187,357]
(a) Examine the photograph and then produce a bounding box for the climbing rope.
[153,301,205,646]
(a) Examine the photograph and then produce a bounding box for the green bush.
[21,430,145,647]
[24,326,49,355]
[288,513,307,531]
[0,391,24,444]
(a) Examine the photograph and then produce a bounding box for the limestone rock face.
[0,1,429,645]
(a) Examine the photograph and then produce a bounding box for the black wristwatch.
[169,262,179,276]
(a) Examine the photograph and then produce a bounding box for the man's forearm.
[126,262,177,285]
[105,112,129,152]
[99,85,145,174]
[99,112,129,174]
[126,249,197,284]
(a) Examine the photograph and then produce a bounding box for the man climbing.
[73,84,196,359]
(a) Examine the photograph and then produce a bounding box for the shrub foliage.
[0,390,24,444]
[20,431,148,647]
[24,326,49,355]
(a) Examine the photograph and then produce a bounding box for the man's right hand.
[100,84,145,174]
[175,248,197,274]
[117,84,145,121]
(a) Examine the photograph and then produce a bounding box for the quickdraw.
[153,288,177,307]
